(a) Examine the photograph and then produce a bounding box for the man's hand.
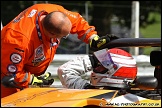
[30,72,54,87]
[83,83,96,89]
[89,34,119,51]
[1,75,23,90]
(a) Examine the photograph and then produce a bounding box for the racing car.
[1,38,161,107]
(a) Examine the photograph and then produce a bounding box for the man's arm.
[57,6,97,43]
[57,55,92,89]
[1,29,35,89]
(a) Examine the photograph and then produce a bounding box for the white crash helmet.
[90,48,137,88]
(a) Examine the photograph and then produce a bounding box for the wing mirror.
[134,76,158,90]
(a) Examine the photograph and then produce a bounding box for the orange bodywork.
[1,87,161,107]
[1,88,111,107]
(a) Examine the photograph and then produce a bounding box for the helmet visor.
[93,65,108,74]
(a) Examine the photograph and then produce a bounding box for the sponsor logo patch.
[13,8,28,23]
[32,44,45,66]
[7,64,17,73]
[28,9,37,17]
[10,53,22,64]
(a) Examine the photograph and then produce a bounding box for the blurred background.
[1,1,161,55]
[1,1,161,85]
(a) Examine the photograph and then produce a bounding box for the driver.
[57,48,137,89]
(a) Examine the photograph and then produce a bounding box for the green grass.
[140,12,161,55]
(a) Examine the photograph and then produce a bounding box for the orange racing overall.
[1,4,97,98]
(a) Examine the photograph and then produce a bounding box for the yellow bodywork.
[1,87,161,107]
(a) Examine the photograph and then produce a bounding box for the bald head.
[42,11,72,38]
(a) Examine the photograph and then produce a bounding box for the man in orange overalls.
[1,3,118,98]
